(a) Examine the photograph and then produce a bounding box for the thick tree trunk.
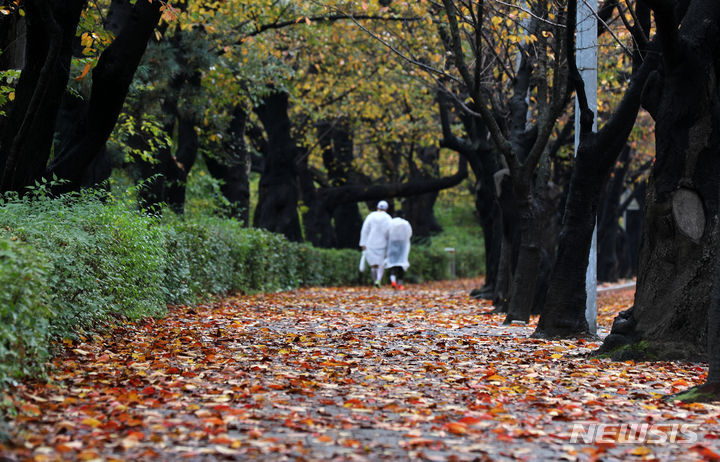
[534,154,605,334]
[492,235,513,313]
[472,178,502,298]
[535,43,657,338]
[675,231,720,401]
[253,91,303,242]
[703,243,720,388]
[312,119,359,248]
[491,169,520,313]
[504,195,543,323]
[403,192,440,241]
[0,0,84,192]
[298,150,337,248]
[601,183,718,359]
[621,181,645,278]
[165,115,198,213]
[47,0,162,192]
[601,0,720,358]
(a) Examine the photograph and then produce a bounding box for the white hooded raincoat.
[359,210,391,266]
[385,217,412,271]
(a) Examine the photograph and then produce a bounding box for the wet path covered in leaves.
[4,278,720,461]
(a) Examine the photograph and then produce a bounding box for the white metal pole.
[575,0,598,335]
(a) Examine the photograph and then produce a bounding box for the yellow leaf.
[631,446,652,456]
[81,417,102,428]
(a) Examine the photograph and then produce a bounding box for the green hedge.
[0,190,481,387]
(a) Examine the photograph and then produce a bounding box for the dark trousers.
[390,266,404,282]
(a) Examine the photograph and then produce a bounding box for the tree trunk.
[253,91,303,242]
[0,0,84,192]
[491,169,520,312]
[204,106,251,224]
[535,38,658,338]
[298,149,337,248]
[601,0,720,359]
[534,152,605,334]
[621,181,645,278]
[316,118,360,248]
[333,204,363,249]
[135,119,196,214]
[403,147,443,241]
[675,228,720,401]
[165,115,198,213]
[472,176,502,298]
[492,234,513,313]
[504,195,543,323]
[47,0,162,192]
[0,12,26,71]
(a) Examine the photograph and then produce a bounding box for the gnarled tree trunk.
[601,0,720,359]
[47,0,163,192]
[0,0,84,192]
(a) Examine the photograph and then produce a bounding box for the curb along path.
[3,278,718,461]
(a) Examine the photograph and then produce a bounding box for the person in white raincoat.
[359,200,392,287]
[385,214,412,289]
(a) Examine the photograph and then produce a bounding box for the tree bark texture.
[253,91,303,242]
[438,95,501,296]
[0,0,84,192]
[135,113,197,214]
[47,0,162,191]
[535,38,658,338]
[473,174,502,297]
[601,0,720,359]
[503,199,542,323]
[318,119,362,248]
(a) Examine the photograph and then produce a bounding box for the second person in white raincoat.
[385,214,412,289]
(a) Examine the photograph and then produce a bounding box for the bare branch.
[242,13,424,39]
[490,0,567,28]
[441,0,515,169]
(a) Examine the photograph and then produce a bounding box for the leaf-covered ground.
[3,278,720,461]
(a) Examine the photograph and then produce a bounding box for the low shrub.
[0,237,51,387]
[0,188,478,386]
[0,190,167,340]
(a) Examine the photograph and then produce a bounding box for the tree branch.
[595,47,659,164]
[321,155,468,207]
[242,13,424,39]
[441,0,515,170]
[640,0,680,66]
[566,0,594,137]
[438,92,476,156]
